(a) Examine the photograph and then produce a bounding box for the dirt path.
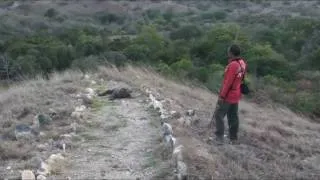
[61,87,161,179]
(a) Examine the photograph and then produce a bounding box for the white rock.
[170,111,181,119]
[37,144,48,151]
[177,161,187,180]
[153,101,163,111]
[84,74,90,79]
[47,154,65,165]
[184,118,191,127]
[6,166,11,170]
[37,161,50,176]
[160,114,169,120]
[91,80,96,85]
[171,136,176,146]
[47,153,66,174]
[32,115,40,130]
[36,175,46,180]
[186,109,195,116]
[71,122,77,132]
[173,148,184,162]
[145,89,151,95]
[84,88,94,96]
[62,143,66,153]
[177,117,185,125]
[173,145,184,154]
[75,105,86,112]
[71,111,82,120]
[21,170,35,180]
[162,122,173,136]
[164,134,172,144]
[82,94,93,103]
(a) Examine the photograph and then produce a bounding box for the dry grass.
[97,65,320,179]
[0,70,89,173]
[0,141,33,161]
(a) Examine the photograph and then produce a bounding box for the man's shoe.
[215,136,224,146]
[229,139,240,145]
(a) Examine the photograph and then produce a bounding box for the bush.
[124,44,149,62]
[170,25,203,40]
[143,9,161,20]
[44,8,58,18]
[156,62,173,75]
[201,12,215,20]
[189,67,209,83]
[163,9,174,22]
[205,70,224,93]
[102,51,127,67]
[95,12,125,24]
[213,11,227,20]
[71,55,101,72]
[170,57,193,77]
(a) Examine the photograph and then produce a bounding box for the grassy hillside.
[0,0,319,119]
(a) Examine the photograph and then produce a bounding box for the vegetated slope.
[99,66,320,179]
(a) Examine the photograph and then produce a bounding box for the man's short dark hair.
[229,44,241,56]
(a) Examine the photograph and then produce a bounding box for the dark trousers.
[213,100,239,140]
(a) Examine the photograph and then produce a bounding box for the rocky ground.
[1,66,320,180]
[55,81,163,179]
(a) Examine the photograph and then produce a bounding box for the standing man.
[212,44,247,145]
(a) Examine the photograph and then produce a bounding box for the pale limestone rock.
[36,175,46,180]
[186,109,195,116]
[170,111,181,119]
[21,170,35,180]
[84,74,90,80]
[47,153,66,174]
[84,88,94,96]
[161,122,173,137]
[75,105,86,112]
[37,161,50,176]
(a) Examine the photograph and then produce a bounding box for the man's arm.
[219,62,238,99]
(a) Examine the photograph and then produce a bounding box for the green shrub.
[44,8,58,18]
[213,11,227,20]
[156,62,173,75]
[201,12,215,20]
[143,9,161,20]
[170,57,193,77]
[205,70,224,93]
[189,67,209,83]
[163,9,174,22]
[71,55,101,72]
[95,12,125,24]
[124,44,149,62]
[170,25,203,40]
[102,51,127,67]
[208,64,224,72]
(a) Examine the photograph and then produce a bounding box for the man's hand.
[218,96,225,104]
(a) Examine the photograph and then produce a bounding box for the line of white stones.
[145,88,187,180]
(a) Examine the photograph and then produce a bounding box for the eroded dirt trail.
[63,89,160,179]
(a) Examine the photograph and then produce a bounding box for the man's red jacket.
[219,57,247,104]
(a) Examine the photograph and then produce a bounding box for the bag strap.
[236,60,245,81]
[224,60,245,98]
